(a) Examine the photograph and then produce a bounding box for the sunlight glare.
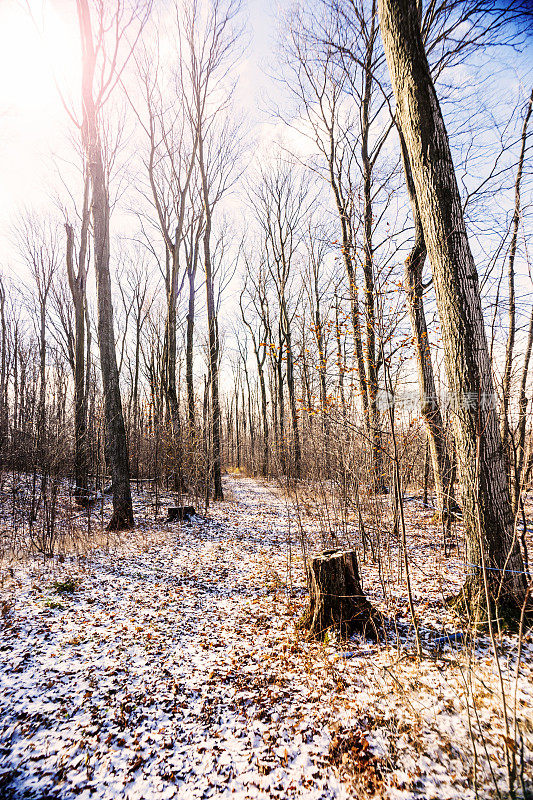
[0,0,80,114]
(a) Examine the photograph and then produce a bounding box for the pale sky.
[0,0,285,276]
[0,1,79,238]
[1,0,531,307]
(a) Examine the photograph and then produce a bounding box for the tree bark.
[165,243,181,440]
[77,0,133,530]
[500,89,533,467]
[185,231,199,436]
[65,221,89,504]
[378,0,528,616]
[514,304,533,513]
[299,550,378,639]
[327,137,370,435]
[198,134,223,501]
[399,132,454,521]
[281,299,301,479]
[240,291,269,477]
[275,329,286,472]
[0,279,7,468]
[308,243,330,463]
[361,1,385,493]
[334,288,348,425]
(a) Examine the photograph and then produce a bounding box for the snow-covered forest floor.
[0,476,532,799]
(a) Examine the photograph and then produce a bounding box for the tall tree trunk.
[132,308,141,481]
[198,135,223,501]
[65,222,89,504]
[378,0,528,615]
[77,0,133,530]
[0,280,7,468]
[240,298,269,476]
[186,227,200,435]
[165,248,186,493]
[13,326,19,436]
[399,134,453,520]
[276,332,286,473]
[327,139,369,430]
[243,365,254,468]
[166,249,180,435]
[37,289,49,503]
[361,2,385,492]
[282,302,301,479]
[254,346,269,476]
[311,260,330,463]
[500,89,533,465]
[514,304,533,513]
[38,304,47,454]
[334,288,348,426]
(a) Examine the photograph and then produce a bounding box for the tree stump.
[299,550,379,639]
[167,506,196,522]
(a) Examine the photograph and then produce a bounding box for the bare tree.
[250,160,311,479]
[283,1,402,491]
[75,0,150,528]
[399,133,454,523]
[184,209,204,435]
[63,169,91,504]
[0,275,8,468]
[500,89,533,479]
[17,220,59,436]
[378,0,529,617]
[116,251,155,477]
[132,43,198,453]
[182,0,243,500]
[240,254,270,476]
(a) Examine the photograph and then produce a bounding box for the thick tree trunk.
[378,0,528,617]
[77,0,133,530]
[399,135,454,521]
[300,550,378,638]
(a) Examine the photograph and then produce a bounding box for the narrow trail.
[0,478,350,800]
[3,478,531,799]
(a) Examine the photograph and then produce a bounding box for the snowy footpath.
[0,478,356,800]
[1,477,532,800]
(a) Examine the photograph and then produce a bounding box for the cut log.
[299,549,379,639]
[167,506,196,522]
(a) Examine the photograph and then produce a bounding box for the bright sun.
[0,0,80,114]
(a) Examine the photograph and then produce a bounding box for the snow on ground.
[0,476,532,799]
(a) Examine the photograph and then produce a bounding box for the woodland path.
[0,478,353,800]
